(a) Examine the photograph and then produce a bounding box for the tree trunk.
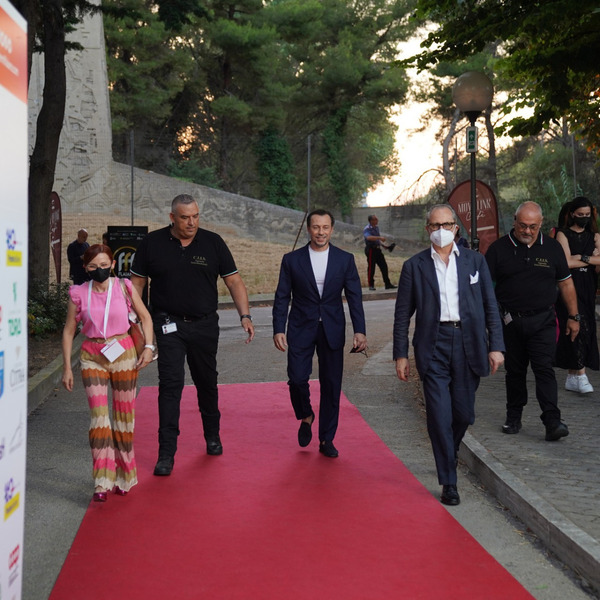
[484,107,498,197]
[443,108,461,193]
[28,0,66,285]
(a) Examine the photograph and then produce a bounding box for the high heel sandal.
[93,491,108,502]
[114,487,128,496]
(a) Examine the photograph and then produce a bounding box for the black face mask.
[573,216,590,228]
[88,266,111,283]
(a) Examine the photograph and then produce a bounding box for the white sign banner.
[0,1,28,599]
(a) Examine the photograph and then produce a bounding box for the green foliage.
[28,281,71,337]
[166,159,221,188]
[255,128,298,208]
[409,0,600,156]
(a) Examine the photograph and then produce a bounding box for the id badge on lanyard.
[87,279,125,362]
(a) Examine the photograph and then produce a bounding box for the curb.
[460,432,600,594]
[28,333,83,415]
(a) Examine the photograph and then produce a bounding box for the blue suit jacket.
[393,246,504,378]
[273,243,366,350]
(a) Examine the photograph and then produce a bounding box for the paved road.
[24,296,598,599]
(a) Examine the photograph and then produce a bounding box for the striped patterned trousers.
[80,334,138,492]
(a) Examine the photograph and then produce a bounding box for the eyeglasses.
[515,222,540,232]
[427,222,456,231]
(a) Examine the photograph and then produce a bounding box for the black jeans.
[153,313,220,457]
[503,308,561,427]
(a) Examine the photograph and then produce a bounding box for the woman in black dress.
[555,197,600,393]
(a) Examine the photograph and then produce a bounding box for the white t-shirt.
[309,246,329,297]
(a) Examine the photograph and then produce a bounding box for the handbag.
[119,279,145,356]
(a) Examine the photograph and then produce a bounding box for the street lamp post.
[452,71,494,251]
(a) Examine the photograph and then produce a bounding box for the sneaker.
[502,419,522,434]
[565,374,579,392]
[577,374,594,393]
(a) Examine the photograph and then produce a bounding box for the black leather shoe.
[441,484,460,506]
[206,436,223,455]
[154,456,174,476]
[385,284,397,290]
[502,419,522,434]
[368,286,376,291]
[319,441,339,458]
[298,412,314,447]
[545,421,569,441]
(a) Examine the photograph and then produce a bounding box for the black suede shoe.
[206,436,223,455]
[502,419,522,434]
[319,441,339,458]
[153,456,174,476]
[545,421,569,441]
[441,484,460,506]
[298,412,314,447]
[385,284,397,290]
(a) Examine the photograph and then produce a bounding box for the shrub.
[28,280,71,337]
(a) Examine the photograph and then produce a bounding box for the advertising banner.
[0,2,28,599]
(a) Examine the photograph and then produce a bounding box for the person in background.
[67,228,90,284]
[131,194,255,477]
[554,197,600,393]
[273,209,367,458]
[363,214,397,291]
[455,229,470,249]
[393,204,504,506]
[485,201,578,442]
[61,244,154,502]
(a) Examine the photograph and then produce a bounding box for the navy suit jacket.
[393,246,504,378]
[273,243,366,350]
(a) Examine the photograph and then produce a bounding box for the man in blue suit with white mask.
[393,204,505,506]
[273,209,367,458]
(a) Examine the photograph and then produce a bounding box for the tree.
[13,0,97,286]
[409,0,600,155]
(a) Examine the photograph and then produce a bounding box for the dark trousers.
[421,325,479,485]
[287,322,344,442]
[365,247,392,287]
[153,314,220,458]
[502,309,561,426]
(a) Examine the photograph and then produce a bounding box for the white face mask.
[429,228,456,248]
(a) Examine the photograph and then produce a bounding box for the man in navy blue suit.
[393,204,505,506]
[273,209,367,458]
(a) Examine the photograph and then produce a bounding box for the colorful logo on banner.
[5,227,22,266]
[3,477,20,521]
[8,544,20,586]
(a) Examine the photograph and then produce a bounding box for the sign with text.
[106,226,148,279]
[0,2,27,598]
[447,180,499,255]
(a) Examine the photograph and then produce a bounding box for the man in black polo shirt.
[131,194,255,476]
[485,201,579,441]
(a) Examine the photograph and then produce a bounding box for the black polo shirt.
[131,226,238,317]
[485,230,571,313]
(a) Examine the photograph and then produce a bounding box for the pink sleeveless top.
[69,277,133,339]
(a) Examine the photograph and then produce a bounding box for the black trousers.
[153,313,220,458]
[287,322,344,443]
[365,246,392,287]
[502,309,562,427]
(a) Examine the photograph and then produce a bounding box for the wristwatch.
[144,344,156,351]
[567,314,581,322]
[240,314,252,322]
[580,254,590,264]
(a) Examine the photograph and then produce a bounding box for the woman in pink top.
[62,244,153,502]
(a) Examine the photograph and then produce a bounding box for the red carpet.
[50,382,532,599]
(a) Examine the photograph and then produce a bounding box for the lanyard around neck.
[87,278,113,340]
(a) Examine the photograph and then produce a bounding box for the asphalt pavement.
[24,292,599,599]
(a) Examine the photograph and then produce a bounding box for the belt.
[87,333,129,343]
[511,305,553,318]
[154,311,215,322]
[439,321,461,328]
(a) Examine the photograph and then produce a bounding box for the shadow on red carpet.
[49,381,532,599]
